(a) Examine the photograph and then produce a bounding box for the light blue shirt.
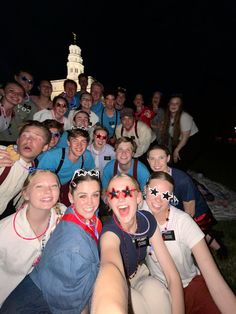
[102,159,150,192]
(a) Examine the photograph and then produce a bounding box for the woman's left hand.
[173,149,181,163]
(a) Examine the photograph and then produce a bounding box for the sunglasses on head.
[96,133,107,140]
[51,131,61,138]
[56,102,67,108]
[21,76,34,85]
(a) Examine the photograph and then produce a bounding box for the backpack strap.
[0,167,11,185]
[121,121,139,139]
[55,148,66,174]
[134,121,139,139]
[81,155,84,169]
[133,159,138,180]
[113,160,118,176]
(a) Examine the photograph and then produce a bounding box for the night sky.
[1,0,235,137]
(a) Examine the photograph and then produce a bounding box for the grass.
[191,140,236,293]
[212,221,236,293]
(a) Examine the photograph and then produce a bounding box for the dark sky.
[1,0,236,134]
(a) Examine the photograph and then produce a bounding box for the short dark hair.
[42,119,64,133]
[63,79,77,89]
[147,144,170,158]
[67,128,90,143]
[78,73,88,81]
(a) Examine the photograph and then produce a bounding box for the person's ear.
[167,155,170,163]
[137,191,143,205]
[42,144,49,152]
[68,192,74,205]
[23,190,29,201]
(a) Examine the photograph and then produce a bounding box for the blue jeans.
[0,275,51,314]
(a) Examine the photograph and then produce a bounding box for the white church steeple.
[67,33,84,80]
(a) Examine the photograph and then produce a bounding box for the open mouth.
[118,205,129,217]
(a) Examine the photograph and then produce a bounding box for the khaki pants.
[129,264,171,314]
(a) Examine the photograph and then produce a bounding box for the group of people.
[0,68,235,313]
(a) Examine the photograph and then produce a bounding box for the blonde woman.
[0,170,66,306]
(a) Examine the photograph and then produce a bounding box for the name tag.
[104,156,111,160]
[162,230,175,241]
[133,236,149,248]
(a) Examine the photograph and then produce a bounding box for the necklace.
[160,208,170,232]
[113,210,150,237]
[71,205,100,240]
[13,205,51,240]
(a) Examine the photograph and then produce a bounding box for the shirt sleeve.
[135,122,153,157]
[180,112,193,132]
[38,249,99,313]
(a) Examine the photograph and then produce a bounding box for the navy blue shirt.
[100,210,157,277]
[171,167,210,218]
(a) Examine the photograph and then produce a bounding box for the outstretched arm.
[91,232,128,314]
[150,228,185,314]
[192,238,236,314]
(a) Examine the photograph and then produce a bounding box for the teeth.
[118,205,127,209]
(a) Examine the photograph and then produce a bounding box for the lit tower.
[66,33,84,80]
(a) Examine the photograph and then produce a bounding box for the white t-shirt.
[0,202,66,305]
[142,203,204,287]
[169,111,198,138]
[33,109,71,130]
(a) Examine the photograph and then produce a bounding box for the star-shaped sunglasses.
[106,186,137,200]
[148,186,173,201]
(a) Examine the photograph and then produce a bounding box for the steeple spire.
[72,32,77,45]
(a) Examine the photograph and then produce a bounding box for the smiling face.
[39,80,52,98]
[168,97,182,114]
[3,83,24,106]
[73,112,89,128]
[68,135,88,160]
[17,126,49,162]
[80,93,93,112]
[107,176,142,226]
[23,171,60,212]
[53,97,67,119]
[146,178,173,216]
[15,71,34,94]
[93,129,108,150]
[116,142,133,166]
[121,116,135,131]
[68,179,100,219]
[147,148,169,172]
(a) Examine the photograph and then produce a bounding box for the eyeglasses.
[21,76,34,85]
[51,131,61,138]
[95,134,107,140]
[56,102,67,108]
[106,186,137,200]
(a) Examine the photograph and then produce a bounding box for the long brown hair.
[161,95,183,148]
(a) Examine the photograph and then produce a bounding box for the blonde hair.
[106,173,141,193]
